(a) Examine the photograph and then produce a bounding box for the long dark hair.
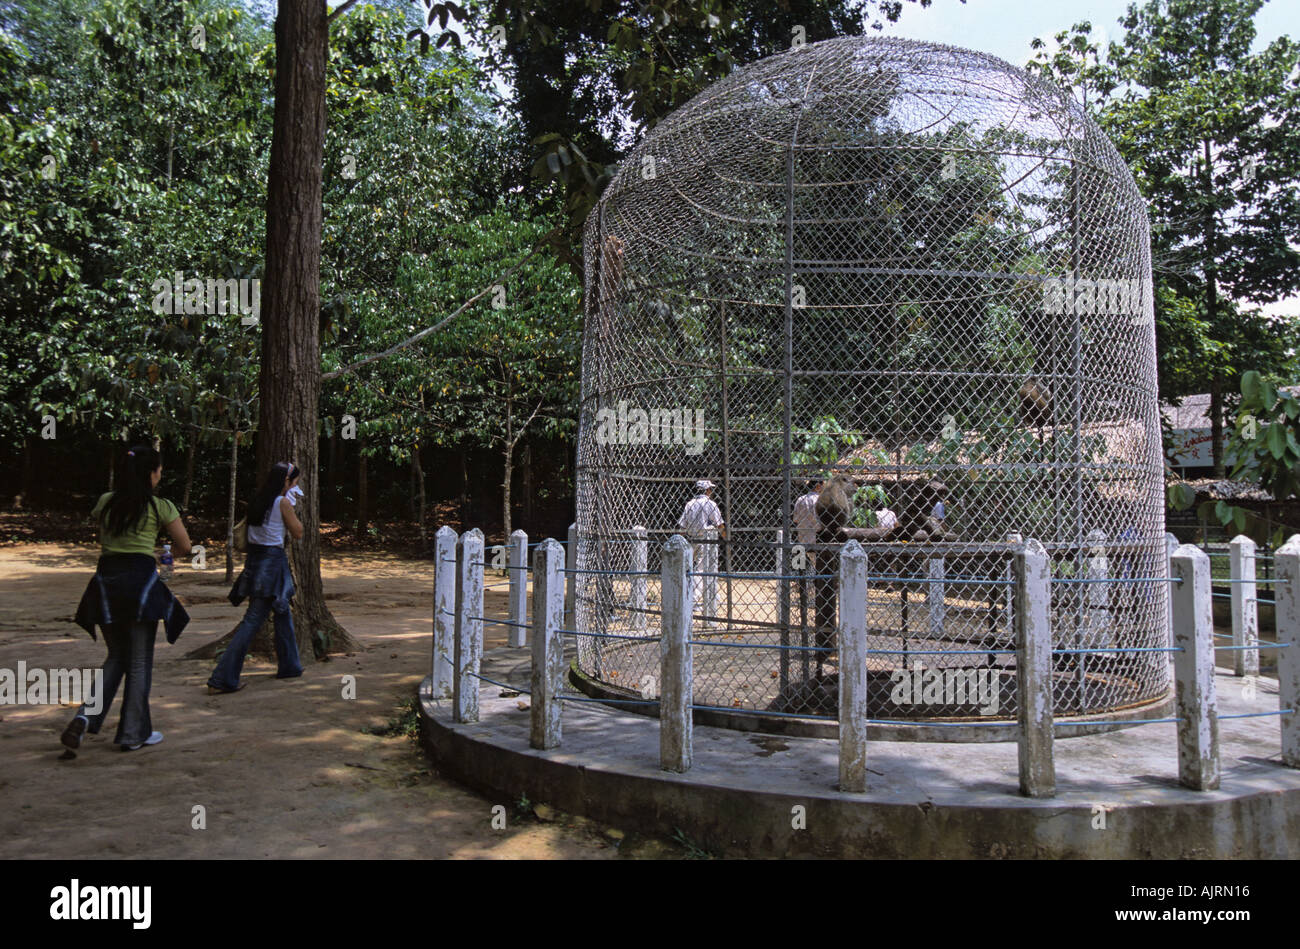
[248,461,300,526]
[101,445,161,536]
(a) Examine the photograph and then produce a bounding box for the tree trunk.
[521,441,533,526]
[107,441,114,493]
[409,448,418,520]
[251,0,353,658]
[325,430,339,520]
[503,381,513,540]
[181,430,197,511]
[357,436,369,536]
[1203,137,1226,479]
[503,443,514,542]
[19,435,33,508]
[459,451,469,530]
[225,432,238,583]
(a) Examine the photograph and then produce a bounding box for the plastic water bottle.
[159,543,174,580]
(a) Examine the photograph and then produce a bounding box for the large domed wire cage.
[572,36,1169,736]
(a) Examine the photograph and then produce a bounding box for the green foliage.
[790,415,860,476]
[1179,371,1300,545]
[1029,1,1300,472]
[1230,372,1300,499]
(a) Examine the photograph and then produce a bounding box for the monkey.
[809,474,901,677]
[891,479,954,542]
[1019,377,1053,430]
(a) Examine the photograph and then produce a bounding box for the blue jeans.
[207,596,302,691]
[77,619,157,745]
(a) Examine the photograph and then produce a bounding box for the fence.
[431,523,1300,797]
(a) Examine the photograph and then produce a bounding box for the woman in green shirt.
[64,445,193,754]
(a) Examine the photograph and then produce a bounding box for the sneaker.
[122,731,163,751]
[61,714,88,750]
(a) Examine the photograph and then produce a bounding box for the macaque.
[893,479,953,542]
[810,474,899,676]
[1019,377,1053,430]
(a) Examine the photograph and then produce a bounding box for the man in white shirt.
[791,478,824,625]
[678,480,725,623]
[678,480,724,538]
[792,478,823,546]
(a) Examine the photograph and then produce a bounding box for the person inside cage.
[678,480,726,618]
[792,478,823,623]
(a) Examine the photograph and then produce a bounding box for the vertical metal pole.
[719,298,733,625]
[776,529,789,691]
[780,143,795,688]
[1068,158,1085,701]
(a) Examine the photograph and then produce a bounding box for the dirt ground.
[0,542,679,859]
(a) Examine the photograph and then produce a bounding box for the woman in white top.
[207,462,305,693]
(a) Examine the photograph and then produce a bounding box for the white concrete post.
[453,528,484,724]
[1015,537,1054,798]
[1083,530,1110,649]
[530,538,564,750]
[432,525,457,700]
[1229,534,1259,677]
[775,528,786,602]
[1275,535,1300,768]
[631,525,648,632]
[1165,532,1179,650]
[508,529,528,648]
[700,526,719,628]
[1004,532,1022,637]
[1171,544,1220,791]
[927,555,945,639]
[838,541,869,792]
[660,534,694,773]
[565,522,577,623]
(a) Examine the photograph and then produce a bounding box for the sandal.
[206,682,247,695]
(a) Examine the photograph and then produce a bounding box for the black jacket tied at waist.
[228,543,295,614]
[74,553,190,644]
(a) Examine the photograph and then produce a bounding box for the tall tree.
[1105,0,1300,476]
[258,0,356,657]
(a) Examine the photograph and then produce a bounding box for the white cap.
[694,480,716,493]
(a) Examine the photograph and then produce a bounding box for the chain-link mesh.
[573,36,1168,730]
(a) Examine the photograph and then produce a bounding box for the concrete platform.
[418,649,1300,858]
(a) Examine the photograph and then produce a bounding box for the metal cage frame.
[573,36,1168,736]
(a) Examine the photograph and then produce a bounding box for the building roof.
[1161,386,1300,429]
[1169,478,1275,502]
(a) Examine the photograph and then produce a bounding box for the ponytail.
[101,445,161,536]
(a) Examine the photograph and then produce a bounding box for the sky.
[873,0,1300,318]
[874,0,1299,67]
